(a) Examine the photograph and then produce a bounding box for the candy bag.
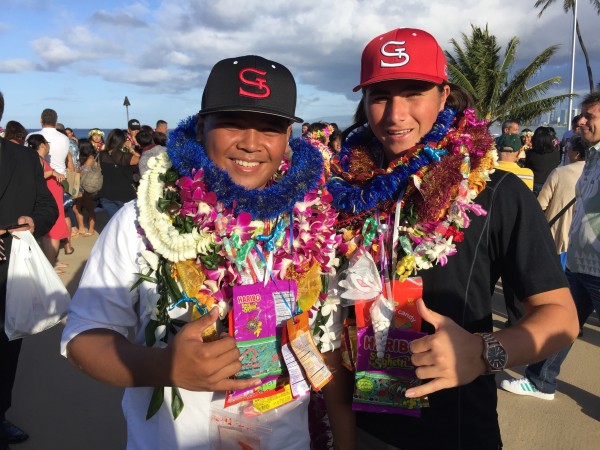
[352,326,429,416]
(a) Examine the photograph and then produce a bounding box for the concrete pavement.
[7,211,600,449]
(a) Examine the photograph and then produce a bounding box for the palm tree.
[446,24,572,127]
[535,0,599,93]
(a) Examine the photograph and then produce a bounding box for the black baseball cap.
[199,55,302,123]
[128,119,141,130]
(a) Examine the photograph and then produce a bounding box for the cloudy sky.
[0,0,598,130]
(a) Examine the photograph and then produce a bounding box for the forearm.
[66,329,172,388]
[495,287,578,367]
[322,349,356,450]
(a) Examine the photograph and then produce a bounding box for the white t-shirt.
[26,128,70,175]
[61,201,320,450]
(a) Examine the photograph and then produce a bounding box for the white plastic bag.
[4,230,71,340]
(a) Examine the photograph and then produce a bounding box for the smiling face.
[365,80,449,161]
[580,102,600,145]
[201,112,291,189]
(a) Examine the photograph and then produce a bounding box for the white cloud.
[89,10,148,28]
[0,59,38,73]
[31,37,81,68]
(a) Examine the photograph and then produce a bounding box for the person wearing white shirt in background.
[25,109,70,176]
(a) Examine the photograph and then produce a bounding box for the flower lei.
[309,124,334,141]
[328,108,457,215]
[88,128,104,137]
[136,117,341,418]
[330,108,497,280]
[167,115,324,220]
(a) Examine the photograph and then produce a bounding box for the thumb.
[416,298,445,331]
[186,306,219,336]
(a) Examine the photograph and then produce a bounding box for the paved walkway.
[7,211,600,449]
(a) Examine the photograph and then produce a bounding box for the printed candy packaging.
[352,326,429,416]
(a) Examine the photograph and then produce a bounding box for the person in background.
[329,129,342,154]
[496,133,534,190]
[501,92,600,402]
[137,130,166,177]
[153,131,167,146]
[2,121,27,146]
[126,119,141,150]
[493,133,533,326]
[96,128,139,219]
[54,124,77,255]
[72,139,97,237]
[302,122,310,137]
[517,128,533,165]
[88,128,105,152]
[0,90,58,450]
[155,119,168,134]
[496,118,520,142]
[26,109,70,178]
[537,135,587,266]
[560,114,585,165]
[57,123,79,170]
[25,135,69,271]
[526,126,561,195]
[326,27,578,449]
[65,127,78,143]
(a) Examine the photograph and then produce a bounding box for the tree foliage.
[446,24,572,127]
[534,0,600,93]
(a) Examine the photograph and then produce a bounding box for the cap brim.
[353,72,446,92]
[198,106,302,123]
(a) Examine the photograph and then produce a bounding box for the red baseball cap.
[353,28,448,92]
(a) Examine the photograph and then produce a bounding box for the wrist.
[476,332,508,374]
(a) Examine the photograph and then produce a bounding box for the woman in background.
[88,128,105,152]
[97,129,139,219]
[526,126,561,195]
[72,139,97,237]
[26,134,69,273]
[537,135,587,266]
[3,120,27,145]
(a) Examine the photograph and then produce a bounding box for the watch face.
[487,345,507,370]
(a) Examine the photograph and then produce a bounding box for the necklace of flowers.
[167,114,324,220]
[136,124,341,418]
[327,107,457,216]
[333,108,497,281]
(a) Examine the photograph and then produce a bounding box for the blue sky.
[0,0,598,130]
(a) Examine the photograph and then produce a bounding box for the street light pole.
[123,96,131,124]
[567,0,578,127]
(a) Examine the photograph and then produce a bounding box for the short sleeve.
[489,172,567,301]
[61,201,144,356]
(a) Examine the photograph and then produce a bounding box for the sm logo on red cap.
[239,68,271,99]
[380,41,410,67]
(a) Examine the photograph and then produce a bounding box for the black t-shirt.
[98,151,136,202]
[357,170,568,450]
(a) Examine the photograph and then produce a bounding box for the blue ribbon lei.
[167,115,324,220]
[327,108,457,214]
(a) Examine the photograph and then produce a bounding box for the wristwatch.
[476,332,508,373]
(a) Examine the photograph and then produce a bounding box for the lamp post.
[567,0,578,127]
[123,96,131,123]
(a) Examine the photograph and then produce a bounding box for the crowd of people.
[0,113,169,275]
[0,25,598,450]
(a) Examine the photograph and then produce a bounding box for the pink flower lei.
[175,158,340,304]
